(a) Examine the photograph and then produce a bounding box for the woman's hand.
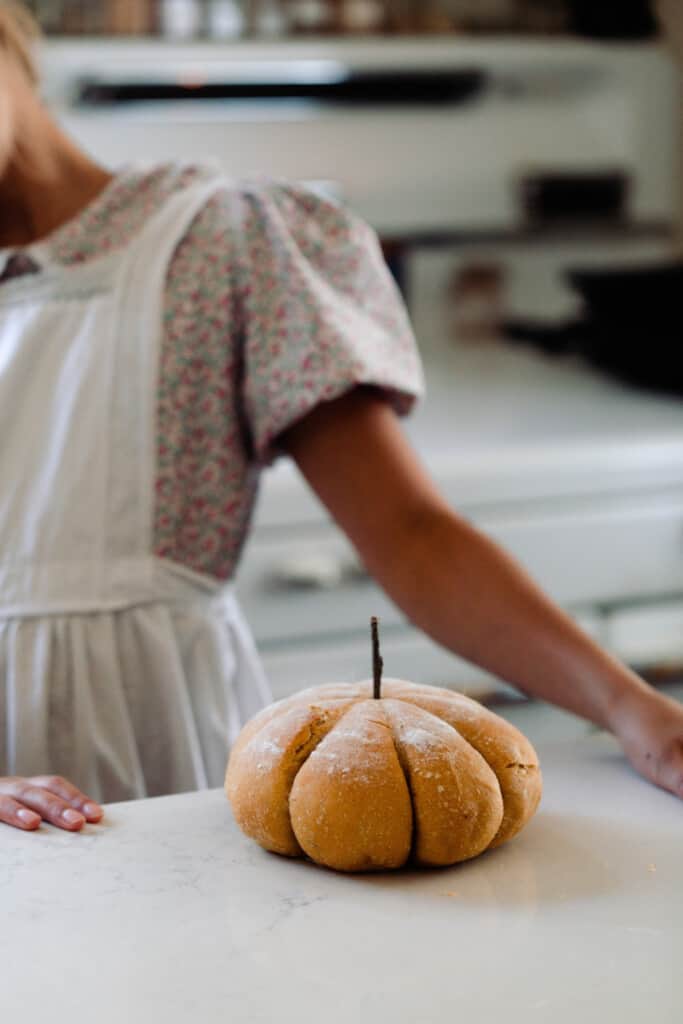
[609,687,683,800]
[0,776,104,832]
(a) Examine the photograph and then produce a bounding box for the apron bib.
[0,181,271,801]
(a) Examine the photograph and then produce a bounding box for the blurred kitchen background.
[31,0,683,742]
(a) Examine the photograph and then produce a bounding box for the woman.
[1,2,681,833]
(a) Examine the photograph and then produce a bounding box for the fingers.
[6,781,86,830]
[0,776,104,833]
[29,775,104,823]
[0,795,41,831]
[0,774,89,831]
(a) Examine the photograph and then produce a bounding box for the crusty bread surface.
[225,679,542,871]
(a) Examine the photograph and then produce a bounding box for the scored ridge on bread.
[380,680,542,847]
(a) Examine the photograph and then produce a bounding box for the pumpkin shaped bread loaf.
[225,678,542,873]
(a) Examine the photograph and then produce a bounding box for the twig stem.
[371,616,383,699]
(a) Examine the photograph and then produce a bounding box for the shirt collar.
[0,169,125,283]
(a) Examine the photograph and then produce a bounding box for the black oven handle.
[76,68,487,107]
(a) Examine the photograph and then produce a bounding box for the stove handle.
[74,69,487,107]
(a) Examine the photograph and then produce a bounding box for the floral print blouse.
[0,164,424,581]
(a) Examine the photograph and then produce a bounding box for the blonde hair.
[0,1,39,86]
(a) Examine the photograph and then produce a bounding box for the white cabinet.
[481,490,683,606]
[605,600,683,668]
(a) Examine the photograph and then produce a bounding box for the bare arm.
[282,388,683,798]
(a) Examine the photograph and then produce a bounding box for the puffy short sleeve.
[233,182,425,462]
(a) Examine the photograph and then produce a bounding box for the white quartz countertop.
[2,733,681,1023]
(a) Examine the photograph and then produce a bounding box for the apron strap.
[107,175,237,564]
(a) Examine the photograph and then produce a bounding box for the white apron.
[0,182,272,802]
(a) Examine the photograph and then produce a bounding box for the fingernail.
[83,802,102,818]
[17,808,40,826]
[63,809,84,825]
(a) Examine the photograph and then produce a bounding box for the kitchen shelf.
[42,34,667,64]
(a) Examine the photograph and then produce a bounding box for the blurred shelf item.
[447,261,507,345]
[445,0,519,34]
[519,171,631,230]
[159,0,202,38]
[515,0,568,35]
[23,1,669,39]
[247,0,289,36]
[206,0,246,38]
[566,0,657,40]
[335,1,387,35]
[32,0,102,34]
[285,0,332,34]
[25,0,154,34]
[107,0,156,35]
